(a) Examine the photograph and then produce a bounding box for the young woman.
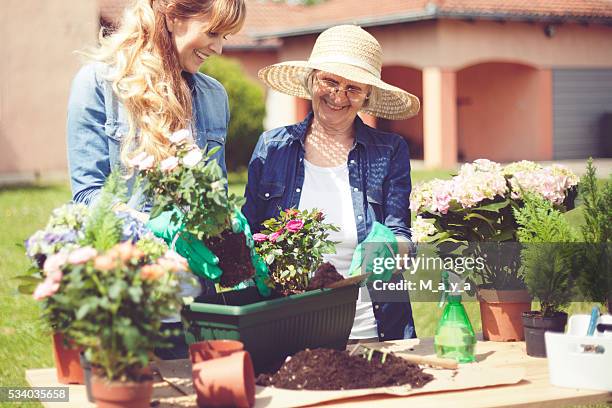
[66,0,246,358]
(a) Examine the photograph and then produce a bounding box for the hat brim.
[258,61,420,120]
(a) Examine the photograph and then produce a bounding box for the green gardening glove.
[349,222,398,283]
[231,209,271,297]
[146,208,222,282]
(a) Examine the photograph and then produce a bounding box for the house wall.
[0,0,98,182]
[456,63,553,162]
[223,49,278,86]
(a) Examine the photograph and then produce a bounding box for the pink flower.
[43,252,67,282]
[253,233,268,242]
[160,156,179,172]
[286,219,304,233]
[268,230,283,242]
[32,278,60,300]
[94,255,116,271]
[67,247,97,265]
[182,148,203,168]
[157,250,189,272]
[169,129,191,144]
[285,208,298,218]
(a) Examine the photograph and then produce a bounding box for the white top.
[299,159,378,339]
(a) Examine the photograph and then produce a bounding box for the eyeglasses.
[314,77,369,104]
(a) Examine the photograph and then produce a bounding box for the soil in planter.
[306,262,344,291]
[256,348,434,390]
[205,230,254,288]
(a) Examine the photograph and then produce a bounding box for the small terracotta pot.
[192,351,255,408]
[478,289,532,342]
[91,375,153,408]
[51,332,85,384]
[189,339,244,364]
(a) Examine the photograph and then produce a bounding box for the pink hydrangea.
[253,233,268,242]
[285,219,304,233]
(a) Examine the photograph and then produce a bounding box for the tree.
[200,56,265,171]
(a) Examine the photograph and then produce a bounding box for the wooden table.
[26,339,612,408]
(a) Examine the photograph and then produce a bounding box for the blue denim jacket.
[66,62,229,207]
[243,112,417,340]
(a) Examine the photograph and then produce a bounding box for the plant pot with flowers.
[20,173,188,406]
[60,174,185,407]
[183,208,359,372]
[411,159,578,342]
[514,192,576,357]
[135,129,267,294]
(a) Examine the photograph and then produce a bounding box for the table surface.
[26,338,612,408]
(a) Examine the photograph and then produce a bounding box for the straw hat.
[258,25,420,120]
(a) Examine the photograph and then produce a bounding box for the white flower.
[138,154,155,170]
[160,156,179,172]
[411,216,437,243]
[182,148,203,168]
[211,181,224,191]
[127,151,148,169]
[169,129,191,144]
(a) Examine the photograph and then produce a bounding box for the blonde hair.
[83,0,245,164]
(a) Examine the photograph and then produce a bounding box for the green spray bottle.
[434,270,476,363]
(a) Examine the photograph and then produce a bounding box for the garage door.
[553,69,612,159]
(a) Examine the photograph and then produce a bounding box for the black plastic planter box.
[182,284,359,372]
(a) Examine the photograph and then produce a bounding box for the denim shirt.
[67,62,229,207]
[243,112,417,340]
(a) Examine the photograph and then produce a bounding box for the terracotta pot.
[189,339,244,364]
[477,289,532,342]
[522,311,567,358]
[192,351,255,408]
[51,332,84,384]
[91,375,153,408]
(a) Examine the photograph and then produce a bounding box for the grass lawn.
[0,171,607,408]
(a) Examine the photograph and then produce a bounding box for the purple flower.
[116,211,150,243]
[285,219,304,233]
[253,233,268,242]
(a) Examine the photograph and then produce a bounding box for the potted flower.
[412,159,578,341]
[571,159,612,314]
[20,172,186,406]
[514,192,575,357]
[136,129,258,289]
[182,208,359,372]
[50,173,185,407]
[253,208,339,295]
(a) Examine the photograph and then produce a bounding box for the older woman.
[244,25,420,341]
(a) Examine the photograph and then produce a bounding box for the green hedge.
[200,56,265,171]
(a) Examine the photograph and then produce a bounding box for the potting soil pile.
[256,348,434,390]
[205,230,254,287]
[306,262,344,290]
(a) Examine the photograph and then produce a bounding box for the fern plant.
[514,193,577,316]
[82,171,127,251]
